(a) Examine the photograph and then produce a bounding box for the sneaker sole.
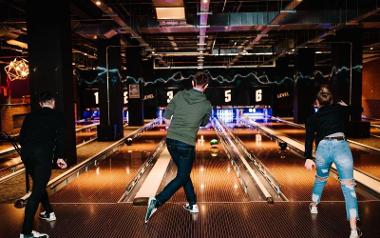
[39,217,56,222]
[183,206,199,214]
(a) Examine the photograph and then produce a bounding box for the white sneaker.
[349,228,363,238]
[20,230,49,238]
[39,211,56,222]
[183,203,199,214]
[144,197,158,223]
[309,203,318,214]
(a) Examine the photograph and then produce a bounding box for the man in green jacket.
[145,72,212,223]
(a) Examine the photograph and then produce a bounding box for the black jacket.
[19,107,65,163]
[304,104,353,159]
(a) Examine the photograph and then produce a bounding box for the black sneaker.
[183,203,199,214]
[144,197,157,223]
[39,211,56,222]
[20,230,49,238]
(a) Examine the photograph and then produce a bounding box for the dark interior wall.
[362,58,380,118]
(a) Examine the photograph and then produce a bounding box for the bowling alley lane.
[0,123,102,181]
[163,127,250,203]
[255,118,380,181]
[231,126,374,201]
[49,128,165,203]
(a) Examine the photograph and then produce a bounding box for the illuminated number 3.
[124,91,128,104]
[225,89,231,103]
[167,90,174,103]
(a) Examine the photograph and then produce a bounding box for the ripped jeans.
[312,139,359,220]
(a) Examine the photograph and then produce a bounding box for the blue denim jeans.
[312,139,359,220]
[156,138,196,207]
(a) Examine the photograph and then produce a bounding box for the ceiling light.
[156,7,185,20]
[95,0,101,6]
[6,39,28,49]
[370,47,374,50]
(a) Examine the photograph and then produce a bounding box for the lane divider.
[271,116,380,153]
[214,118,274,203]
[132,146,171,205]
[244,118,380,195]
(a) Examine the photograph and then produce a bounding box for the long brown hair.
[316,85,333,106]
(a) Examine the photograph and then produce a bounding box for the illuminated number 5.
[167,90,174,103]
[124,91,128,104]
[225,89,231,103]
[94,92,99,105]
[255,89,262,102]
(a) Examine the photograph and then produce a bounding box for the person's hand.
[304,159,315,171]
[338,100,348,106]
[57,158,67,169]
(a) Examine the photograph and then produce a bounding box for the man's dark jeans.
[156,138,196,207]
[21,148,53,235]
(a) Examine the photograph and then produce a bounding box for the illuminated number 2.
[225,89,231,103]
[94,91,99,105]
[124,91,128,104]
[167,90,174,103]
[255,89,262,102]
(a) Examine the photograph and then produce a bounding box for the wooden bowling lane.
[2,201,380,237]
[232,127,373,201]
[257,119,380,182]
[166,129,250,203]
[50,129,165,203]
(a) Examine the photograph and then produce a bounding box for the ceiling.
[1,0,380,69]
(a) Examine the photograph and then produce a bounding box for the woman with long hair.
[304,85,361,238]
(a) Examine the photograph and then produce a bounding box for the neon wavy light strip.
[76,65,362,86]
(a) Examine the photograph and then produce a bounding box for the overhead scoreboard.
[82,86,273,108]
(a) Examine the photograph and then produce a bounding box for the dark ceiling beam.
[229,0,303,66]
[87,0,167,65]
[260,7,380,66]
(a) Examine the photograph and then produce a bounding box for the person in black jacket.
[304,85,361,238]
[19,92,67,238]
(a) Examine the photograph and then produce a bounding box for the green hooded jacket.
[164,89,212,146]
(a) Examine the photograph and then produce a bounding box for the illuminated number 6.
[255,89,262,102]
[167,90,174,103]
[225,89,232,103]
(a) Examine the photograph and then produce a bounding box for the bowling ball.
[278,141,287,151]
[210,139,219,146]
[210,147,219,157]
[126,138,133,146]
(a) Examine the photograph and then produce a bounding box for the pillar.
[126,47,144,125]
[331,28,370,137]
[293,48,315,123]
[26,0,77,165]
[96,37,124,140]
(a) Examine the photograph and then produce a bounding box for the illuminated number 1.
[255,89,262,102]
[94,91,99,105]
[124,91,128,104]
[167,90,174,103]
[225,89,231,103]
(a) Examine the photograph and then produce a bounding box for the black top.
[304,104,351,159]
[19,107,65,161]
